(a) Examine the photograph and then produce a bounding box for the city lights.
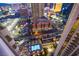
[0,3,77,56]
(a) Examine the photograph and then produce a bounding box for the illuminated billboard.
[53,3,62,13]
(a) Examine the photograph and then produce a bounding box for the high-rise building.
[60,25,79,56]
[11,3,20,12]
[18,4,29,17]
[0,28,19,55]
[11,3,31,17]
[1,3,79,56]
[31,3,44,19]
[54,4,79,56]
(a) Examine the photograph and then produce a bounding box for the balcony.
[72,40,79,45]
[67,45,75,50]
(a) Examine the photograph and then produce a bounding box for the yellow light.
[47,48,53,52]
[34,31,40,36]
[34,31,38,35]
[53,3,62,13]
[48,12,51,17]
[15,26,18,29]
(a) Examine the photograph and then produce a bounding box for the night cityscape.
[0,3,79,56]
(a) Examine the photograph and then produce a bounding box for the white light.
[12,30,15,33]
[60,19,63,22]
[56,17,59,20]
[56,41,59,44]
[47,48,53,52]
[19,40,25,45]
[53,15,57,19]
[63,8,65,10]
[6,18,19,31]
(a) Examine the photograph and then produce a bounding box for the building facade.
[31,3,44,19]
[54,4,79,56]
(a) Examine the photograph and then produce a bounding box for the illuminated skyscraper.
[31,3,44,19]
[54,4,79,56]
[53,3,62,13]
[61,25,79,56]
